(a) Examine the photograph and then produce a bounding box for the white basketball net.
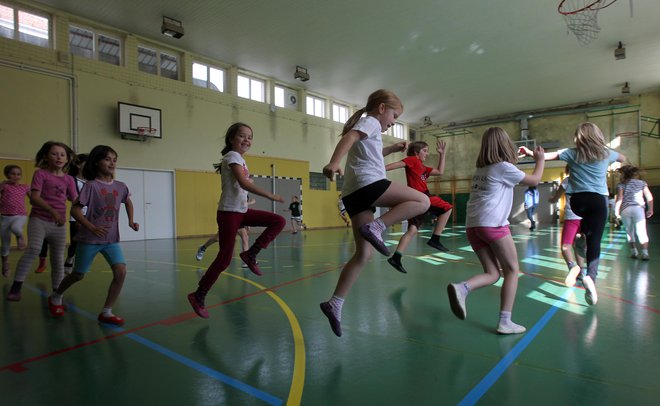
[560,0,603,45]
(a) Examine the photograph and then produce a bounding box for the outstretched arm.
[520,146,559,161]
[520,146,545,186]
[385,161,406,171]
[382,141,407,157]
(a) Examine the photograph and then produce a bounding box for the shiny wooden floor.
[1,223,658,405]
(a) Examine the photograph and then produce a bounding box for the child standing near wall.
[1,165,31,277]
[7,141,77,302]
[447,127,544,334]
[320,89,430,337]
[188,122,286,319]
[521,122,626,305]
[286,195,307,233]
[615,164,654,260]
[385,139,453,273]
[48,145,138,323]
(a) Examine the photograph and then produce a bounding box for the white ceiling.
[34,0,660,127]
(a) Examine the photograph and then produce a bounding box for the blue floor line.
[458,287,574,406]
[24,284,283,406]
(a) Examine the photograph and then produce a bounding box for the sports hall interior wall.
[1,0,659,238]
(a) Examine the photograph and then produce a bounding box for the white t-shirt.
[561,177,581,221]
[218,151,249,213]
[466,162,526,227]
[341,116,386,196]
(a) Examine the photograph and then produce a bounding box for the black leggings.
[569,193,608,281]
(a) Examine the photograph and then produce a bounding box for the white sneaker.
[447,283,467,320]
[641,252,649,261]
[564,265,581,287]
[195,246,206,261]
[497,322,526,335]
[582,275,598,305]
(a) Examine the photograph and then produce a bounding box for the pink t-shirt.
[0,183,30,215]
[30,169,78,222]
[75,179,130,244]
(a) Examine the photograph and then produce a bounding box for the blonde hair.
[341,89,403,136]
[573,122,608,163]
[476,127,518,168]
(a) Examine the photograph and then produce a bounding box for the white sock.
[372,218,386,234]
[102,307,113,317]
[499,311,512,324]
[328,295,344,321]
[642,249,648,256]
[51,292,62,305]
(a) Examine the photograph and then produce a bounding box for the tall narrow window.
[332,103,349,123]
[274,85,298,109]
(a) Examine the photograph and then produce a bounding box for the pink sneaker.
[98,313,125,326]
[187,292,209,319]
[239,251,262,276]
[48,297,65,318]
[359,222,390,256]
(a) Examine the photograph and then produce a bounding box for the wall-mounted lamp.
[614,41,625,60]
[294,66,309,82]
[621,82,630,94]
[161,16,184,39]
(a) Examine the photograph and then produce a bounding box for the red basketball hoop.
[558,0,619,15]
[557,0,620,45]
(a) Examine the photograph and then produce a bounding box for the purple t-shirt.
[75,179,130,244]
[30,169,78,222]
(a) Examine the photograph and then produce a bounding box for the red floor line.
[1,264,343,373]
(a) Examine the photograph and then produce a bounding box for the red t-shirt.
[403,156,432,193]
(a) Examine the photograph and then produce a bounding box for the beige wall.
[2,0,659,237]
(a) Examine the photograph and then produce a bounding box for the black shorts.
[342,179,391,218]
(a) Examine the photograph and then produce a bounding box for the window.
[138,45,179,79]
[274,85,298,109]
[192,62,225,92]
[0,4,49,47]
[69,25,121,65]
[332,103,349,123]
[309,172,329,191]
[386,123,406,140]
[306,95,326,118]
[237,74,265,102]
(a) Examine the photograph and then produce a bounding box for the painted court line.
[458,287,575,406]
[7,284,284,405]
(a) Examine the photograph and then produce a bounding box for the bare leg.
[433,210,451,236]
[238,228,249,252]
[374,183,429,226]
[103,263,126,309]
[333,210,375,298]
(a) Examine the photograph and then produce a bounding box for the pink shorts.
[466,226,511,251]
[561,219,581,245]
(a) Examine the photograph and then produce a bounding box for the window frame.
[332,102,350,123]
[138,44,180,80]
[0,3,50,48]
[69,24,122,66]
[306,94,326,118]
[192,61,225,92]
[237,73,265,103]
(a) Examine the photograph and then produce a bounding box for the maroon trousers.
[198,209,285,294]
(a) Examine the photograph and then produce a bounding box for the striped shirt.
[617,179,648,213]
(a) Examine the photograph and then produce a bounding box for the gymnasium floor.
[1,223,658,405]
